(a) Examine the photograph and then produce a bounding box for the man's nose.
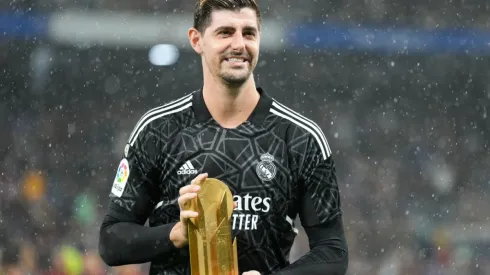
[230,33,245,50]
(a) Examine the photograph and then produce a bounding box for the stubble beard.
[219,60,256,88]
[220,71,250,87]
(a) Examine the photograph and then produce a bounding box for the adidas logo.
[177,160,198,175]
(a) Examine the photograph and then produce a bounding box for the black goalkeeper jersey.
[108,87,341,274]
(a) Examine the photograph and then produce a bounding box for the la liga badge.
[112,158,130,197]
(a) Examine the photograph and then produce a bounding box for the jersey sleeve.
[298,134,341,227]
[108,123,161,223]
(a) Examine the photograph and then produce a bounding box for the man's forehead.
[208,8,259,30]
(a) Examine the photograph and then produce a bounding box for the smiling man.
[98,0,348,274]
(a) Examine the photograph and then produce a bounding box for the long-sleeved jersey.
[99,87,347,274]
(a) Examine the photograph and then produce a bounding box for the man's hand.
[242,271,261,275]
[170,173,207,248]
[170,173,238,248]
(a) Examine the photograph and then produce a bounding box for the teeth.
[228,58,244,62]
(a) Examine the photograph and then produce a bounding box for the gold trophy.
[186,178,239,275]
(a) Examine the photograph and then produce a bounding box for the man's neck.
[202,78,260,129]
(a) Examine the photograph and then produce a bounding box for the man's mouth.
[224,57,249,64]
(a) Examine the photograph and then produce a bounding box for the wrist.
[169,222,187,248]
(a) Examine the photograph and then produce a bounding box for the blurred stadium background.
[1,0,490,274]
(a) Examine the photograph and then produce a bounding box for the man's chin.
[220,74,250,87]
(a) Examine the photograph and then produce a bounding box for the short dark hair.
[193,0,261,33]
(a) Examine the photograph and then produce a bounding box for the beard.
[219,69,251,87]
[218,57,256,87]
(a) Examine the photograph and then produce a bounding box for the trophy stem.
[188,178,239,275]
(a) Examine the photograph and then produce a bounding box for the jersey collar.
[192,87,273,125]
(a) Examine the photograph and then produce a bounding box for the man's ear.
[188,28,203,54]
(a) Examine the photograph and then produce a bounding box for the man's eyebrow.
[243,26,258,33]
[213,26,258,33]
[214,26,234,33]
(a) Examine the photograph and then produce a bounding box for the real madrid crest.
[256,153,276,181]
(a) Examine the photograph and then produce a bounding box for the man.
[98,0,348,274]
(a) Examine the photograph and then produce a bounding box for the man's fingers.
[180,210,199,219]
[178,192,197,208]
[178,173,210,224]
[191,173,208,185]
[179,173,207,195]
[179,184,200,196]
